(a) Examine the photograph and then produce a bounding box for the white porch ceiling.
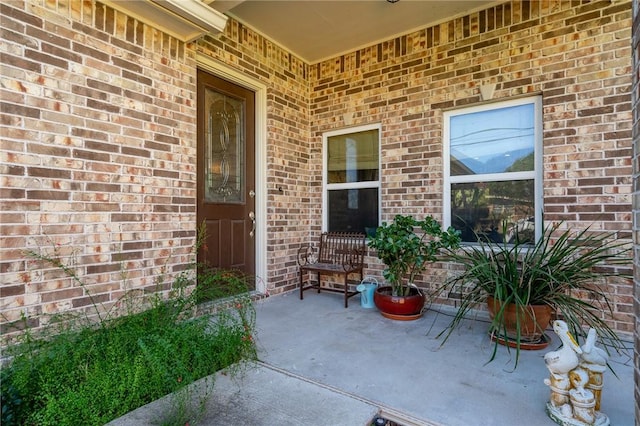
[209,0,500,63]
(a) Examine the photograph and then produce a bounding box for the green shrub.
[1,241,257,426]
[193,268,254,304]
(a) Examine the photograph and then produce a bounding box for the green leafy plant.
[193,268,253,304]
[438,222,632,366]
[1,237,257,426]
[367,215,461,296]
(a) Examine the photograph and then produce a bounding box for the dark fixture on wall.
[387,0,399,3]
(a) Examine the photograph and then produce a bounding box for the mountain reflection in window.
[450,103,534,175]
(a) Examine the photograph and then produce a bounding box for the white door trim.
[197,54,268,294]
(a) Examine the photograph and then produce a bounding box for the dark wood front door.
[197,70,255,275]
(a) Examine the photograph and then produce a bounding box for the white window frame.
[443,96,543,242]
[322,123,381,232]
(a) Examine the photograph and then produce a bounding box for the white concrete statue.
[543,320,609,426]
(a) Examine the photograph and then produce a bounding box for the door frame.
[197,54,268,294]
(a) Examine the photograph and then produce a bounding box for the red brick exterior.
[1,1,634,346]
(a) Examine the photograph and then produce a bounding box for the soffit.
[103,0,228,42]
[209,0,500,63]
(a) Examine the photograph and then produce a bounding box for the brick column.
[631,2,640,424]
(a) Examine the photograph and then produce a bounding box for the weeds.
[193,268,254,304]
[157,376,214,426]
[1,236,257,426]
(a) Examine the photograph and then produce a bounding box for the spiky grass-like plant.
[438,222,631,367]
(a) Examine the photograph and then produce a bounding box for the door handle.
[249,211,256,237]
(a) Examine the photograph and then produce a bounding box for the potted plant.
[438,222,631,366]
[367,214,461,319]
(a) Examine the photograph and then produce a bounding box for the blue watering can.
[356,277,378,309]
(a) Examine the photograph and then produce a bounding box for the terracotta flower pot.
[373,286,425,320]
[487,296,552,349]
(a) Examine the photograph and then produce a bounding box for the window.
[323,124,380,235]
[443,97,542,244]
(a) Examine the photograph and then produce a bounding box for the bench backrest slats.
[318,232,365,264]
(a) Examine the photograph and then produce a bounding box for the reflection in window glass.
[327,129,379,184]
[328,188,379,234]
[450,103,534,175]
[444,97,541,244]
[451,181,535,244]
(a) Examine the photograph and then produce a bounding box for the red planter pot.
[373,286,425,320]
[487,296,552,350]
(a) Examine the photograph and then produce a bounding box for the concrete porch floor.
[252,290,634,426]
[110,290,634,426]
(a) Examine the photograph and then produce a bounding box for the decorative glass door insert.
[204,88,245,203]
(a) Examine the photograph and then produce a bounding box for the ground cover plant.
[1,240,257,426]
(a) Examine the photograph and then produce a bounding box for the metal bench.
[297,232,366,308]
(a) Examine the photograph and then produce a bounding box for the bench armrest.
[339,247,364,272]
[297,245,315,266]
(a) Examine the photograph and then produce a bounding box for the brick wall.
[630,0,639,422]
[309,0,634,333]
[0,0,312,342]
[1,0,201,340]
[1,0,636,343]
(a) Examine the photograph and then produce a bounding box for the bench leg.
[344,270,363,308]
[300,269,304,300]
[344,273,349,308]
